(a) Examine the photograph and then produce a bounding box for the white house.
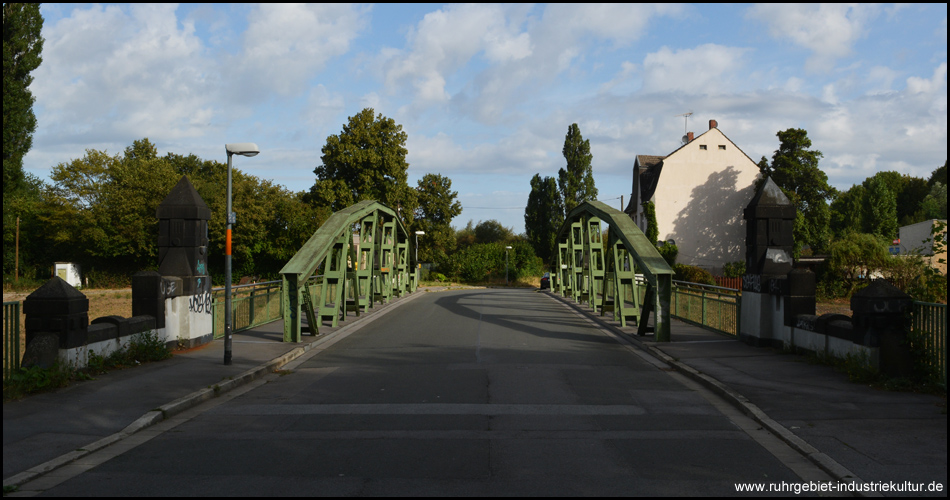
[898,219,947,275]
[624,120,761,274]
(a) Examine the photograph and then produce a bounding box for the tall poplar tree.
[558,123,597,217]
[524,174,564,263]
[3,2,43,192]
[3,3,44,276]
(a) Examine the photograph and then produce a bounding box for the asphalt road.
[37,288,827,496]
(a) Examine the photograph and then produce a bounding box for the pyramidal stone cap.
[157,176,211,221]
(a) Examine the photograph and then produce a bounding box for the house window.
[718,145,726,150]
[699,145,707,150]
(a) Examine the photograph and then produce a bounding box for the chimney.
[709,119,718,130]
[686,132,694,143]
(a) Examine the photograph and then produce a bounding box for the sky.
[24,3,948,234]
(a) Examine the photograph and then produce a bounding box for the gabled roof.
[629,125,759,211]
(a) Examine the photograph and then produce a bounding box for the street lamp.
[505,246,512,286]
[223,143,259,366]
[414,231,425,264]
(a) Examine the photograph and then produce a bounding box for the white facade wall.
[651,128,760,273]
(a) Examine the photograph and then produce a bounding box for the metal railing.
[210,276,324,339]
[911,301,947,387]
[3,301,22,381]
[636,278,741,336]
[211,280,284,339]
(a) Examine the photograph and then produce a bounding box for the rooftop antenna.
[675,111,693,136]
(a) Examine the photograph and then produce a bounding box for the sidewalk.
[4,287,947,494]
[551,292,947,494]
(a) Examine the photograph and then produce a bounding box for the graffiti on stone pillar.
[188,277,213,315]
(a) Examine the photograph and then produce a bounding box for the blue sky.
[25,4,948,234]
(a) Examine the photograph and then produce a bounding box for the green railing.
[911,301,947,387]
[212,280,285,339]
[637,278,740,336]
[3,301,22,381]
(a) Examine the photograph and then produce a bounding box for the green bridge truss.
[553,201,673,341]
[279,200,417,342]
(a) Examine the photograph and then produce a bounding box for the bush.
[722,261,746,278]
[656,242,678,267]
[673,264,716,285]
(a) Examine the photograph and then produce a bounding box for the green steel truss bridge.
[280,200,416,342]
[279,199,672,342]
[553,201,673,341]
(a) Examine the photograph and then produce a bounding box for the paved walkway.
[3,286,946,496]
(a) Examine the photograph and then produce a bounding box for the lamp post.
[505,246,512,286]
[223,143,259,366]
[414,231,425,264]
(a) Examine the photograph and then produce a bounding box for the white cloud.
[747,4,878,72]
[33,4,215,144]
[640,44,750,94]
[237,4,367,97]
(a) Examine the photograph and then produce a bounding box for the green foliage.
[474,220,514,244]
[558,123,597,216]
[524,174,564,263]
[656,242,678,267]
[826,232,890,296]
[864,174,898,240]
[760,128,835,255]
[307,108,417,224]
[642,201,658,246]
[889,220,947,303]
[3,2,44,194]
[12,138,323,285]
[413,173,462,265]
[722,261,746,278]
[928,161,947,188]
[919,182,947,220]
[672,264,715,285]
[3,3,45,279]
[446,239,541,284]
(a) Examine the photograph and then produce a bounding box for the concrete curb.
[2,289,426,490]
[543,290,870,492]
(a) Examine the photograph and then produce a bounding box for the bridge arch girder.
[279,200,415,342]
[554,201,673,341]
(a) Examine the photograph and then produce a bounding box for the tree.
[919,182,947,220]
[3,3,44,278]
[524,174,564,263]
[306,108,417,223]
[414,173,462,265]
[2,2,43,194]
[864,174,898,241]
[830,184,866,238]
[474,220,514,244]
[558,123,597,216]
[759,128,835,255]
[928,161,947,188]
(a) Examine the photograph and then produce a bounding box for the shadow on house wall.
[668,166,754,272]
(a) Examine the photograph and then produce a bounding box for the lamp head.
[415,231,426,235]
[226,143,260,157]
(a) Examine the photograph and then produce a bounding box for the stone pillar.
[132,271,164,328]
[22,277,89,368]
[784,268,816,325]
[851,280,914,377]
[156,176,213,348]
[739,177,796,347]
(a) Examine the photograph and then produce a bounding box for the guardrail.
[211,280,283,339]
[636,278,740,336]
[911,301,947,387]
[211,277,324,339]
[3,301,22,381]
